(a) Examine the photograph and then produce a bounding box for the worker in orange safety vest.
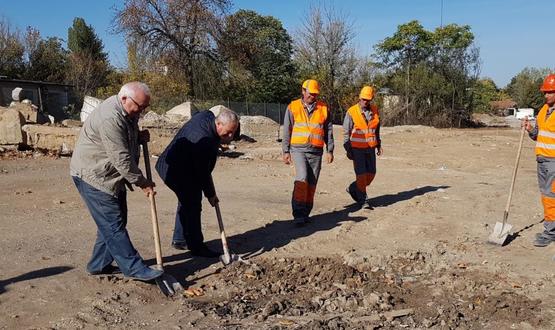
[343,86,382,206]
[282,79,334,225]
[523,74,555,247]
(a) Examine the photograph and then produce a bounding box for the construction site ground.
[1,125,554,329]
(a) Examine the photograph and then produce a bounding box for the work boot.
[171,241,188,250]
[533,232,554,247]
[126,267,164,282]
[346,186,365,206]
[87,264,121,276]
[190,245,220,258]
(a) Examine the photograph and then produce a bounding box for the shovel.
[488,125,526,245]
[142,142,184,296]
[214,202,250,266]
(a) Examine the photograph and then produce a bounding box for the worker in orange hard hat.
[343,86,382,207]
[523,74,555,247]
[282,79,334,225]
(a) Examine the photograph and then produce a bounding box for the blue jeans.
[72,177,149,276]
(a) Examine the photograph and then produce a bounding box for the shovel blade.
[155,273,184,297]
[488,221,513,245]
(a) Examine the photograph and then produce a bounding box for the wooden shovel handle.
[215,202,232,262]
[142,142,164,268]
[503,125,526,223]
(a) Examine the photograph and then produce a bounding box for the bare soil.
[1,126,554,329]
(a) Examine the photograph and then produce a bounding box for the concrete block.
[22,125,80,152]
[0,107,25,145]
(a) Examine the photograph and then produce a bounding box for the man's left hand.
[326,152,334,164]
[208,195,219,207]
[376,146,383,156]
[139,129,150,143]
[142,186,156,197]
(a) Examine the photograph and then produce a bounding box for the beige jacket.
[70,95,148,195]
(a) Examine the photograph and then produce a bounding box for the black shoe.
[88,264,122,276]
[346,187,365,205]
[171,241,188,250]
[190,245,220,258]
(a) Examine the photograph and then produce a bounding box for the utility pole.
[440,0,444,28]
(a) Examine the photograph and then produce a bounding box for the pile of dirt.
[184,255,542,329]
[51,252,543,329]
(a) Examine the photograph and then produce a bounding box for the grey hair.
[118,82,151,99]
[216,108,239,126]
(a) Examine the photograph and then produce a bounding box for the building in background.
[0,77,74,122]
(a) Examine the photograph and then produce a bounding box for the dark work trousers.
[291,151,322,219]
[537,159,555,238]
[348,148,377,203]
[171,186,204,249]
[72,176,148,277]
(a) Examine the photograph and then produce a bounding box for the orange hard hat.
[359,86,375,100]
[541,74,555,92]
[302,79,320,94]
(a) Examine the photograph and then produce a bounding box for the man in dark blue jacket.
[156,108,239,257]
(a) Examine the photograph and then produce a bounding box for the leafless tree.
[0,17,25,78]
[113,0,231,98]
[294,4,357,118]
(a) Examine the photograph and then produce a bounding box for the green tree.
[66,17,110,99]
[25,36,68,82]
[219,9,297,103]
[505,67,551,110]
[472,78,501,113]
[67,18,107,62]
[0,18,25,78]
[375,21,480,127]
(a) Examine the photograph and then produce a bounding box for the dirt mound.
[190,256,542,329]
[50,252,544,328]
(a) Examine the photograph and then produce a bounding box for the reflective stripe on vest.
[536,104,555,157]
[348,104,380,149]
[289,99,328,148]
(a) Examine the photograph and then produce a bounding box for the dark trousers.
[72,176,148,276]
[171,187,204,249]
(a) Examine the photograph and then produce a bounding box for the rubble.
[166,101,198,122]
[80,96,102,122]
[211,256,540,328]
[21,124,79,153]
[139,111,184,129]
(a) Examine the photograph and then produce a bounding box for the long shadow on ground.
[503,219,544,246]
[367,185,450,208]
[152,185,450,285]
[0,266,73,294]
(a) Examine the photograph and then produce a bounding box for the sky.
[1,0,553,88]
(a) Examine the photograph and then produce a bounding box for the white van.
[506,108,534,120]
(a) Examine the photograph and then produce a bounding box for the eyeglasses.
[127,96,149,111]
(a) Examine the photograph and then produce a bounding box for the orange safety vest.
[347,104,380,149]
[536,104,555,158]
[289,99,328,148]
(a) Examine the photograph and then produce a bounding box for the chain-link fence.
[153,96,353,125]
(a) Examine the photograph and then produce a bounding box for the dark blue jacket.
[155,111,220,198]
